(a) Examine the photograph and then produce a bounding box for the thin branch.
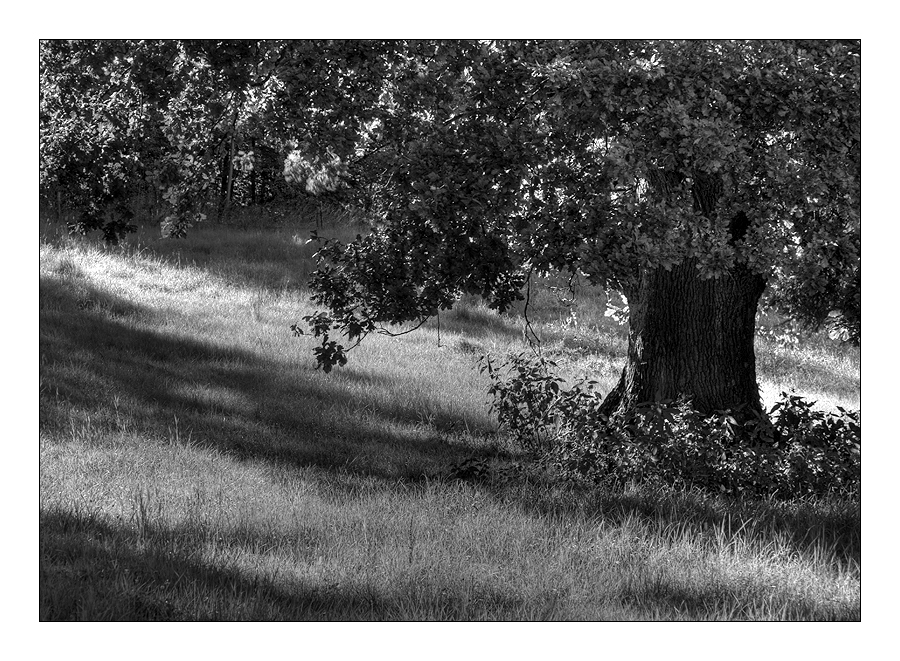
[441,108,490,127]
[375,318,429,337]
[521,264,542,354]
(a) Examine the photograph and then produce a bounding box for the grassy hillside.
[39,213,860,621]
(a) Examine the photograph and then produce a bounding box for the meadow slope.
[39,216,860,621]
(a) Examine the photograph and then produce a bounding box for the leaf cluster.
[481,352,860,499]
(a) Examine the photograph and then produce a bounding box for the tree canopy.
[300,40,860,365]
[40,39,860,368]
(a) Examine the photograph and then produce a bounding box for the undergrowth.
[480,352,860,499]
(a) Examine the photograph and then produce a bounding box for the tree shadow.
[40,273,498,482]
[39,507,383,620]
[617,576,857,621]
[453,466,860,576]
[40,507,532,621]
[425,299,522,342]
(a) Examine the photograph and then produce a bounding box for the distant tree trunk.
[250,138,257,205]
[222,131,237,221]
[218,148,230,220]
[601,260,767,422]
[219,105,239,223]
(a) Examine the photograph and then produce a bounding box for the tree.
[40,39,400,237]
[40,40,151,242]
[40,40,860,424]
[302,40,860,424]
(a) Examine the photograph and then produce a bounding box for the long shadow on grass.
[40,507,531,621]
[424,300,522,342]
[40,274,499,481]
[619,572,858,620]
[40,507,388,620]
[461,468,861,585]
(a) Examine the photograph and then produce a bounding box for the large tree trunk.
[601,260,767,422]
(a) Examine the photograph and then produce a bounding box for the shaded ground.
[40,273,500,482]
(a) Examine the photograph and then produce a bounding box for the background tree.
[40,40,151,242]
[40,40,386,237]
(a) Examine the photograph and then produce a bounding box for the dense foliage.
[39,40,389,239]
[40,39,860,428]
[40,40,860,343]
[481,352,860,499]
[299,40,861,364]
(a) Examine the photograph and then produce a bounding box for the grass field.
[38,211,860,621]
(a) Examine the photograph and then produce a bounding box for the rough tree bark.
[600,260,767,421]
[600,173,767,421]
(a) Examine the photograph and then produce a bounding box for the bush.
[479,352,860,499]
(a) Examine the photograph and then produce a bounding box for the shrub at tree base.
[480,353,860,500]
